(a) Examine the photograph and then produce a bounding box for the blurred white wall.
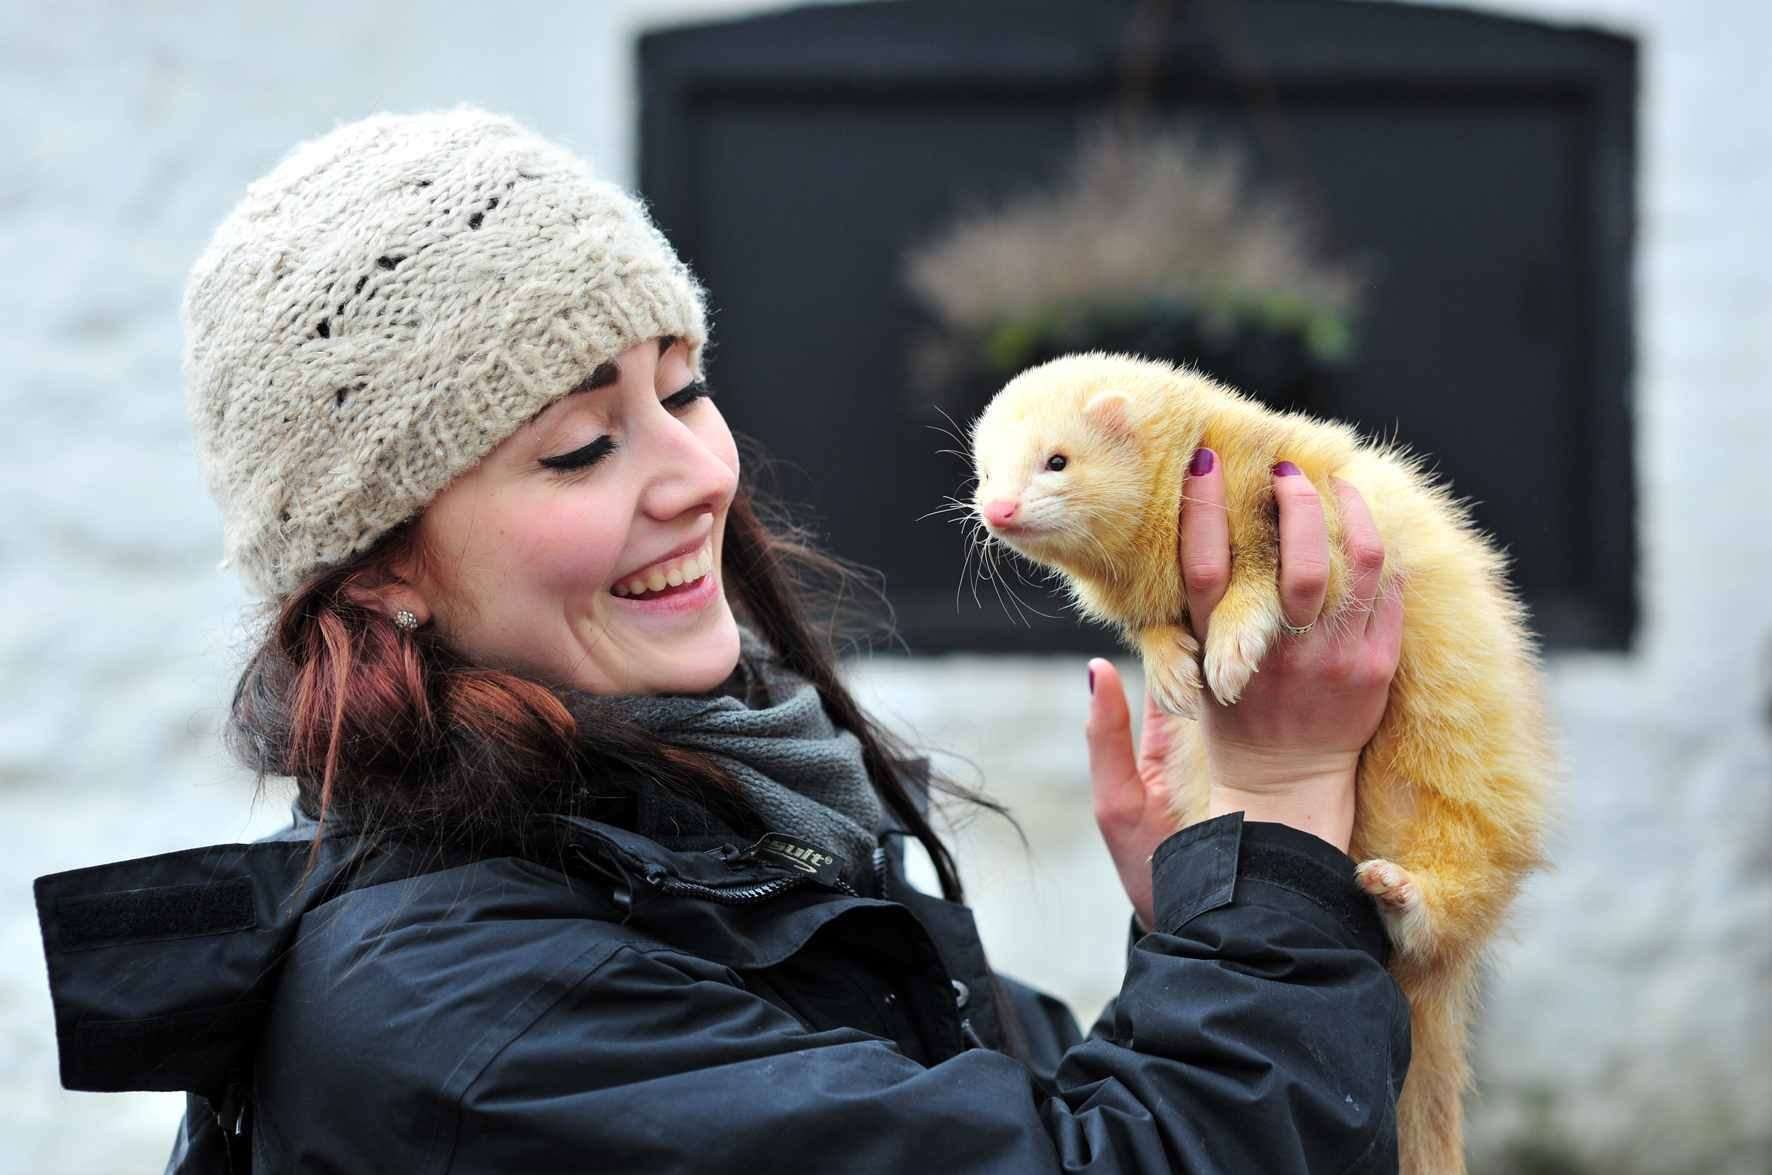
[1,1,1766,1171]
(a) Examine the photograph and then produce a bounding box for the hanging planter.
[904,125,1366,418]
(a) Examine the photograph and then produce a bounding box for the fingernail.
[1273,460,1302,477]
[1188,447,1215,476]
[1087,664,1096,695]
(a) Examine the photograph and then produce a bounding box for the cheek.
[433,480,628,608]
[506,493,628,591]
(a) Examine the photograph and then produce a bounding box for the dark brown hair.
[226,474,996,901]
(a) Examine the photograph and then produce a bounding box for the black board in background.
[639,0,1637,654]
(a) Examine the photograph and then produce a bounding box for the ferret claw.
[1355,859,1412,906]
[1146,656,1202,717]
[1140,626,1203,717]
[1202,622,1266,705]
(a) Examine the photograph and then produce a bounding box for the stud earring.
[394,609,420,632]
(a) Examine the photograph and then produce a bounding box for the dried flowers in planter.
[903,124,1367,416]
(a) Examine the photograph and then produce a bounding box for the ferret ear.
[1084,390,1136,440]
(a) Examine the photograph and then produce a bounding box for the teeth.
[611,541,714,597]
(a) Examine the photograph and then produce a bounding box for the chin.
[652,603,743,695]
[988,528,1048,564]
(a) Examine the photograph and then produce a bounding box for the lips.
[610,540,715,597]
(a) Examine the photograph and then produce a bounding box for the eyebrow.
[529,336,681,423]
[565,335,679,397]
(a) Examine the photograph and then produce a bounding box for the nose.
[983,498,1020,527]
[636,402,738,523]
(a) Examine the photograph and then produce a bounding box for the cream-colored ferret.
[969,352,1553,1175]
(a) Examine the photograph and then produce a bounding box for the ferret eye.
[1046,454,1068,472]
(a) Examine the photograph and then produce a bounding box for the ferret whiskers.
[955,519,989,612]
[924,411,978,468]
[979,541,1032,627]
[916,495,978,524]
[1003,550,1066,615]
[927,405,973,452]
[982,535,1064,624]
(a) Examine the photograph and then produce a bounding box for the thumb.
[1085,658,1141,825]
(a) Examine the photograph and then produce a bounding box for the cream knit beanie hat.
[183,105,708,598]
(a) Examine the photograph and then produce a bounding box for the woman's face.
[405,336,742,695]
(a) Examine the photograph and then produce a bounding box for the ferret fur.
[969,352,1554,1175]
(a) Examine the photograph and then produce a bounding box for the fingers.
[1085,658,1141,829]
[1332,478,1386,625]
[1273,462,1330,630]
[1369,569,1406,665]
[1179,448,1228,641]
[1137,685,1177,768]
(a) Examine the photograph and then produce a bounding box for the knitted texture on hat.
[183,105,708,598]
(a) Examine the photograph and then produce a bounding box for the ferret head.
[969,353,1177,576]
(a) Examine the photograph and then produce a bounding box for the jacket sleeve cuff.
[1150,812,1390,965]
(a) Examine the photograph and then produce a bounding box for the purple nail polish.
[1188,447,1215,476]
[1274,460,1302,477]
[1087,665,1095,695]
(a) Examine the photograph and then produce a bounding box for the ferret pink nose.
[983,498,1020,526]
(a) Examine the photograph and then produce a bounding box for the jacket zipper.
[572,844,859,906]
[643,869,858,905]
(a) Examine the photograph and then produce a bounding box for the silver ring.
[1279,616,1315,637]
[394,609,420,632]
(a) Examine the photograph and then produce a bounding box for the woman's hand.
[1086,452,1405,929]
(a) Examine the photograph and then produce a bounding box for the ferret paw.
[1354,858,1414,908]
[1145,652,1202,717]
[1355,858,1433,958]
[1139,626,1203,717]
[1202,620,1267,705]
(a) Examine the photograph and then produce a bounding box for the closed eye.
[539,381,714,472]
[539,436,616,472]
[663,379,713,412]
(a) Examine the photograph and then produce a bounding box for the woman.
[35,107,1409,1173]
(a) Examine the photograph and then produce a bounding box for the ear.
[1084,389,1136,440]
[339,576,431,627]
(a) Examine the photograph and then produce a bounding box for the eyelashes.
[662,379,712,412]
[539,435,617,472]
[538,380,715,473]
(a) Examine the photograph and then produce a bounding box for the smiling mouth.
[610,540,715,599]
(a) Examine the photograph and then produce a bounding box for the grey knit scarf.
[579,626,883,887]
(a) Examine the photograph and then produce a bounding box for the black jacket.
[35,792,1409,1173]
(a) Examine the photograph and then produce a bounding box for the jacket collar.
[32,799,870,1097]
[34,829,355,1098]
[34,758,947,1099]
